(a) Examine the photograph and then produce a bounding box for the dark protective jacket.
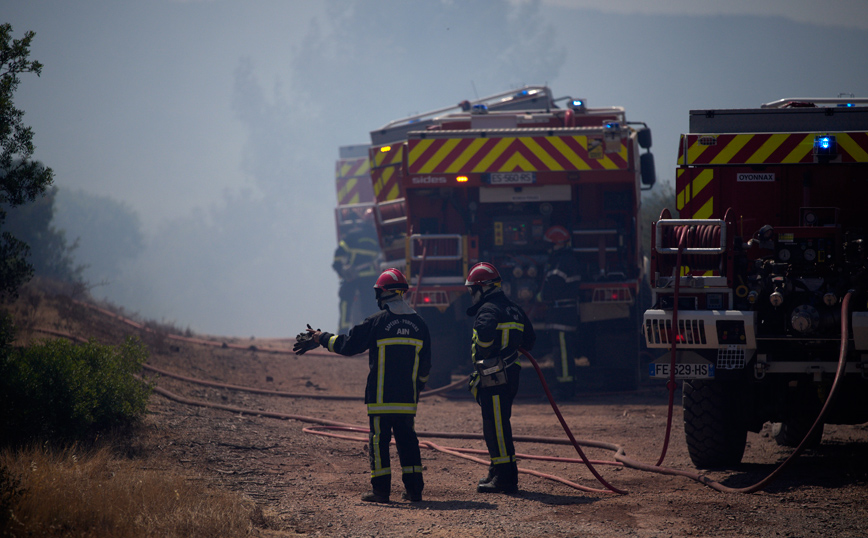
[470,288,536,367]
[332,225,379,281]
[540,247,581,329]
[318,302,431,415]
[541,247,581,302]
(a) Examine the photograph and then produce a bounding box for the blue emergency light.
[813,135,838,161]
[569,99,586,112]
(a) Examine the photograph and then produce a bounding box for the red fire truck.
[334,144,375,240]
[644,97,868,468]
[367,86,656,389]
[333,145,381,329]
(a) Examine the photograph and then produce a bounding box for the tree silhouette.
[0,24,55,298]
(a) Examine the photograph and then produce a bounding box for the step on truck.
[367,86,656,389]
[644,97,868,468]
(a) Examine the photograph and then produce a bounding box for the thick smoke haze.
[5,0,868,336]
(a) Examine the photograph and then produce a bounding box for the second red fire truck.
[644,97,868,468]
[366,86,656,389]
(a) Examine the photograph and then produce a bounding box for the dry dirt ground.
[12,286,868,537]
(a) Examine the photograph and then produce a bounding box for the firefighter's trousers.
[368,414,424,497]
[549,329,578,384]
[476,363,521,470]
[545,303,579,386]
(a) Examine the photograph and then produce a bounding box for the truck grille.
[717,346,746,370]
[644,318,707,346]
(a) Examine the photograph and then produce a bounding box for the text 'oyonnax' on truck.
[644,97,868,468]
[368,85,656,390]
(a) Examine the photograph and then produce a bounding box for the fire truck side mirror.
[638,128,653,150]
[640,152,656,187]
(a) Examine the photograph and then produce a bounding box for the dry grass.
[0,444,256,538]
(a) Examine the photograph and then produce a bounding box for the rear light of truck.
[592,287,633,304]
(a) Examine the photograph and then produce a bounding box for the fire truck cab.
[644,97,868,468]
[368,86,656,389]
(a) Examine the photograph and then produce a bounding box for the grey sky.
[5,1,868,336]
[537,0,868,30]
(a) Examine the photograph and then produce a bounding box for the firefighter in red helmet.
[465,262,536,493]
[538,225,582,399]
[294,268,431,503]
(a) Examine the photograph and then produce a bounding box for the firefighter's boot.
[477,464,496,486]
[361,490,390,503]
[476,462,518,494]
[402,471,424,502]
[363,475,390,503]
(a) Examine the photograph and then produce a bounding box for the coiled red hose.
[67,293,856,494]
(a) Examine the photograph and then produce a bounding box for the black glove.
[293,324,321,355]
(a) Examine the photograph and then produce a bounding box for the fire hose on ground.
[141,293,853,496]
[59,293,855,494]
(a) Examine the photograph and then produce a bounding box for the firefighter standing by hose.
[333,211,380,332]
[465,262,536,494]
[293,268,431,503]
[538,225,582,399]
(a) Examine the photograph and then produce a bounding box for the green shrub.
[0,316,152,445]
[0,462,23,531]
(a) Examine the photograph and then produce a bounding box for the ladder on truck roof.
[370,85,556,145]
[760,97,868,108]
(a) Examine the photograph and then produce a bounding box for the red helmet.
[544,225,570,244]
[465,262,502,287]
[374,268,409,292]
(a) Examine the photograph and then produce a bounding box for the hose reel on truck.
[644,97,868,469]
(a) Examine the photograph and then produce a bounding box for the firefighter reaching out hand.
[294,268,431,503]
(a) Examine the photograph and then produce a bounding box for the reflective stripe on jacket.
[333,230,380,278]
[470,289,536,366]
[319,304,431,415]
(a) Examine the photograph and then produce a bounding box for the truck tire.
[772,419,824,448]
[682,379,748,468]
